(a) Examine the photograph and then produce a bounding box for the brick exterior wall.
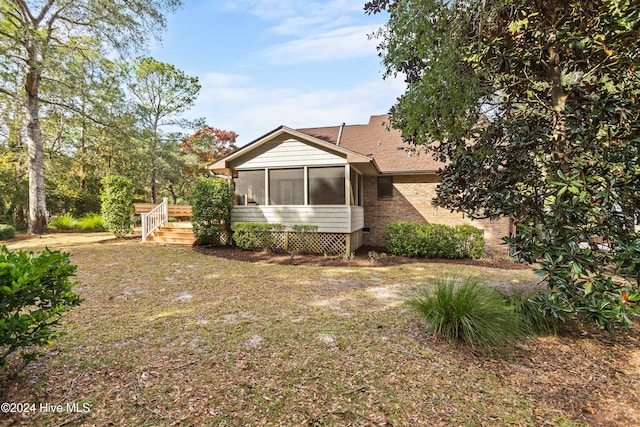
[362,174,512,255]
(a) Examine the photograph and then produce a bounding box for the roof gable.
[209,126,376,173]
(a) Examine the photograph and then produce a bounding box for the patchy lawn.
[1,234,639,426]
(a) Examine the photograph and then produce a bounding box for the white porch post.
[344,164,351,206]
[304,166,309,205]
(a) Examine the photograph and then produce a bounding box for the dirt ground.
[195,245,531,269]
[1,234,639,426]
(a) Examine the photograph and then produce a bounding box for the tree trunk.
[547,37,569,173]
[151,119,160,203]
[25,59,48,234]
[151,146,157,204]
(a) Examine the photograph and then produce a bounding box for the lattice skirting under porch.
[274,230,362,255]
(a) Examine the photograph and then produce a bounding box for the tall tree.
[0,0,181,233]
[127,57,200,203]
[41,40,134,215]
[367,0,640,330]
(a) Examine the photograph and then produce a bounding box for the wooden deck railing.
[134,203,192,218]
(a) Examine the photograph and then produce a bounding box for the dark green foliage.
[0,225,16,240]
[384,222,484,259]
[100,175,134,238]
[405,276,525,349]
[232,222,285,251]
[192,177,234,246]
[0,246,82,369]
[368,0,640,331]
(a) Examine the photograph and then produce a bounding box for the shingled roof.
[297,115,443,174]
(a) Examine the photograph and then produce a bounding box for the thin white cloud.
[186,71,405,143]
[264,25,380,65]
[217,0,385,64]
[222,0,364,23]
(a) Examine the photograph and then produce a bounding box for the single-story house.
[208,115,513,255]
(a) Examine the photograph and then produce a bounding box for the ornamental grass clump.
[405,276,525,349]
[76,213,105,231]
[48,213,77,230]
[504,290,559,336]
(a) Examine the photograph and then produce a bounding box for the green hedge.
[232,222,285,251]
[384,222,484,259]
[0,224,16,240]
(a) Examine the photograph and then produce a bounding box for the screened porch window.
[234,170,265,205]
[308,167,345,205]
[269,168,304,205]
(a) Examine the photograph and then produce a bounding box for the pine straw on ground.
[1,234,639,426]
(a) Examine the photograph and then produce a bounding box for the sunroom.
[208,126,379,253]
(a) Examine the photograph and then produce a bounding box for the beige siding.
[231,206,363,234]
[351,206,364,232]
[232,139,346,169]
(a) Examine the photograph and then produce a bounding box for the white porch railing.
[141,197,168,242]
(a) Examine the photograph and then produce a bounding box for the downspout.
[336,122,345,146]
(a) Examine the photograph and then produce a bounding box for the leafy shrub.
[405,276,525,348]
[100,175,133,238]
[0,246,82,369]
[48,213,77,230]
[232,222,285,251]
[76,213,105,231]
[0,225,15,240]
[384,222,484,259]
[192,177,234,246]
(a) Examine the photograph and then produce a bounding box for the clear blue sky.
[149,0,405,144]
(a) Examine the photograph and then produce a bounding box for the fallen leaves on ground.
[0,234,638,426]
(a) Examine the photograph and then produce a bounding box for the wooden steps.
[146,222,196,246]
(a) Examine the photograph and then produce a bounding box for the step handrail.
[141,197,168,242]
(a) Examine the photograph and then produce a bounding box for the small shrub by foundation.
[232,222,285,251]
[384,222,484,259]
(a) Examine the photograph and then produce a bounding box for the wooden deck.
[146,222,196,246]
[134,203,195,245]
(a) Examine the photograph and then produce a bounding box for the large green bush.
[0,246,82,369]
[232,222,285,251]
[0,224,16,240]
[405,276,525,348]
[192,177,234,246]
[100,175,133,238]
[384,222,484,259]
